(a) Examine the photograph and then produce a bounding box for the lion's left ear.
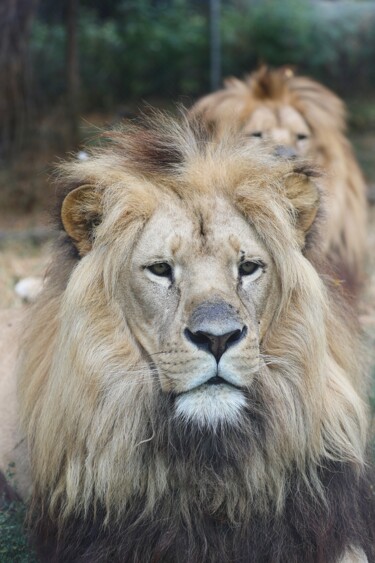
[61,185,103,256]
[284,168,320,244]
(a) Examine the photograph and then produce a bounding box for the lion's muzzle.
[184,299,247,363]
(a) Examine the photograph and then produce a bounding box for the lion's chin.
[174,384,246,428]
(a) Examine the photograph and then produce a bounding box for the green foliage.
[221,0,314,78]
[221,0,375,92]
[30,0,375,109]
[0,501,36,563]
[32,0,209,109]
[0,464,35,561]
[111,0,209,100]
[31,21,66,106]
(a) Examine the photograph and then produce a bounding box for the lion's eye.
[239,261,261,277]
[296,133,309,141]
[249,131,263,138]
[147,262,172,278]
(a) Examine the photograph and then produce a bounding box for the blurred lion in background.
[190,66,367,297]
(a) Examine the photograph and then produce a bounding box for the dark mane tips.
[111,129,184,175]
[102,111,206,176]
[250,65,292,101]
[292,162,322,179]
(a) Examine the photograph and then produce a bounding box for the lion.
[189,66,368,297]
[0,114,373,562]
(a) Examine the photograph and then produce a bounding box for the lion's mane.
[17,115,374,562]
[190,67,368,296]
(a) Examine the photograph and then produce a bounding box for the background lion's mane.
[190,67,368,296]
[17,115,374,562]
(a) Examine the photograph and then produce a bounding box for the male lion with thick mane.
[190,67,367,297]
[0,114,374,562]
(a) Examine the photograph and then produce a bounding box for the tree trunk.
[66,0,80,147]
[0,0,38,159]
[209,0,221,92]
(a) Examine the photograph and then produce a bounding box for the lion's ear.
[284,169,320,243]
[61,185,102,256]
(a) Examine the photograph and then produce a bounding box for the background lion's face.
[242,104,313,159]
[118,195,279,427]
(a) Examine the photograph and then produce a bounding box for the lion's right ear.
[61,185,102,256]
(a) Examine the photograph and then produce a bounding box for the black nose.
[185,299,247,361]
[184,327,246,362]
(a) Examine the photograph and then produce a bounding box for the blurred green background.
[2,0,375,211]
[2,0,375,210]
[31,0,375,109]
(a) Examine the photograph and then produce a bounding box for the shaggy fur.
[190,66,368,297]
[16,114,374,562]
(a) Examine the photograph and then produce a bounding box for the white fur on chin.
[174,384,247,428]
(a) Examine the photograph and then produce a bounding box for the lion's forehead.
[132,195,266,265]
[244,104,310,135]
[244,106,276,130]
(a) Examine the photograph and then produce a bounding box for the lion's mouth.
[174,378,247,426]
[205,375,242,389]
[206,375,226,385]
[176,375,243,397]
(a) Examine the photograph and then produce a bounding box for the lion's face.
[242,104,312,158]
[119,195,279,427]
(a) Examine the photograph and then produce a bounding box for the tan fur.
[0,308,30,498]
[190,67,367,295]
[0,116,370,561]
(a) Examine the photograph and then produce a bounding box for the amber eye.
[147,262,172,278]
[249,131,263,138]
[238,261,261,277]
[296,133,309,141]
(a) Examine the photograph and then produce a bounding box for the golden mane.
[194,66,346,135]
[190,67,367,297]
[15,114,374,561]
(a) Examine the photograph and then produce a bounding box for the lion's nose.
[273,145,297,159]
[184,327,246,362]
[184,299,247,362]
